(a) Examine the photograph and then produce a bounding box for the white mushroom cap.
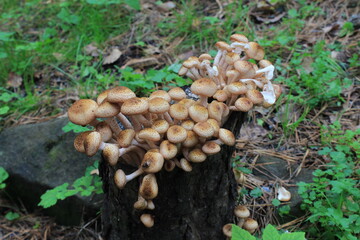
[278,186,291,201]
[140,213,154,228]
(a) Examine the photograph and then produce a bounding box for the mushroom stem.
[126,168,144,182]
[105,117,121,135]
[116,112,134,129]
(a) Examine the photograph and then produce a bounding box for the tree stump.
[100,111,245,240]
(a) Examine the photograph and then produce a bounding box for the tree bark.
[100,111,245,240]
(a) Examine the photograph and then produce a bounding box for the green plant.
[298,123,360,240]
[0,167,9,190]
[38,161,103,208]
[231,224,305,240]
[5,211,20,221]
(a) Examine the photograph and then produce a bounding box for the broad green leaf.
[250,187,263,198]
[231,224,256,240]
[279,232,305,240]
[5,211,20,221]
[124,0,141,10]
[0,31,14,41]
[263,224,280,240]
[62,121,92,133]
[0,167,9,189]
[0,106,10,115]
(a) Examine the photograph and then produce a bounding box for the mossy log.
[100,111,245,240]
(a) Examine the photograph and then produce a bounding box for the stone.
[0,117,102,225]
[252,156,314,220]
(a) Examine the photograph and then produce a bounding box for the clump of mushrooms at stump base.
[67,34,281,239]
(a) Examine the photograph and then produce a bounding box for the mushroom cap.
[183,56,200,68]
[148,97,170,114]
[84,131,102,156]
[206,119,220,137]
[168,87,186,101]
[151,119,170,134]
[74,131,92,153]
[149,90,171,102]
[259,59,272,68]
[95,101,120,118]
[243,218,258,233]
[278,186,291,201]
[139,174,158,200]
[207,101,223,122]
[273,84,282,99]
[213,89,229,102]
[189,104,208,122]
[68,99,98,126]
[218,128,236,146]
[190,78,217,97]
[160,140,178,160]
[227,82,248,95]
[97,89,110,105]
[138,128,161,142]
[246,89,264,105]
[183,130,199,148]
[178,66,188,76]
[107,86,136,103]
[114,169,127,189]
[140,213,154,228]
[102,144,120,166]
[133,196,147,210]
[164,159,176,172]
[178,98,196,108]
[235,97,253,112]
[95,122,112,142]
[234,205,250,218]
[202,141,221,155]
[225,52,240,64]
[180,158,193,172]
[215,41,232,52]
[181,120,195,131]
[245,42,264,60]
[199,53,212,61]
[169,103,188,120]
[117,129,136,148]
[121,97,149,115]
[167,125,187,143]
[188,148,207,163]
[141,151,164,173]
[230,34,249,43]
[193,122,215,138]
[234,60,256,79]
[222,223,232,237]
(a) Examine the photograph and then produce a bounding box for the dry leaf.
[53,52,64,60]
[301,56,314,73]
[84,43,99,57]
[7,72,23,88]
[157,1,176,12]
[239,122,268,142]
[122,57,159,69]
[103,48,122,65]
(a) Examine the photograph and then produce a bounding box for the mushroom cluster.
[67,34,280,228]
[223,205,259,238]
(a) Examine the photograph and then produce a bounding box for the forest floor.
[0,0,359,239]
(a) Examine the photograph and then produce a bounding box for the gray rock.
[0,117,102,225]
[252,156,314,220]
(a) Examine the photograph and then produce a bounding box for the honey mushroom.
[68,34,281,229]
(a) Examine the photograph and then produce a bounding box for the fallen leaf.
[84,43,99,57]
[122,57,159,69]
[157,1,176,12]
[301,56,314,73]
[7,72,23,88]
[103,48,122,65]
[239,122,268,142]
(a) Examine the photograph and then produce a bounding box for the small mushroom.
[278,186,291,201]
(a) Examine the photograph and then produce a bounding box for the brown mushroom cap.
[188,148,207,163]
[166,125,187,143]
[97,89,110,105]
[234,60,256,79]
[215,41,232,52]
[234,205,250,218]
[183,56,200,69]
[114,169,127,189]
[151,119,170,134]
[121,97,149,115]
[234,97,253,112]
[149,90,171,102]
[227,82,248,95]
[225,52,240,65]
[117,129,136,148]
[138,128,161,142]
[243,218,259,233]
[139,174,158,200]
[102,144,120,166]
[207,101,223,122]
[95,122,112,142]
[193,122,215,138]
[84,131,102,156]
[148,97,170,114]
[68,99,98,126]
[169,103,188,120]
[189,104,208,122]
[95,101,120,118]
[230,34,249,43]
[159,140,178,160]
[181,120,195,131]
[141,151,164,173]
[202,141,221,155]
[140,213,154,228]
[179,158,193,172]
[168,87,186,101]
[190,78,217,98]
[182,130,199,148]
[222,223,232,237]
[246,89,264,105]
[213,89,229,102]
[218,128,236,146]
[206,119,220,137]
[178,98,196,108]
[74,131,92,153]
[107,86,136,103]
[199,53,212,61]
[245,42,264,60]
